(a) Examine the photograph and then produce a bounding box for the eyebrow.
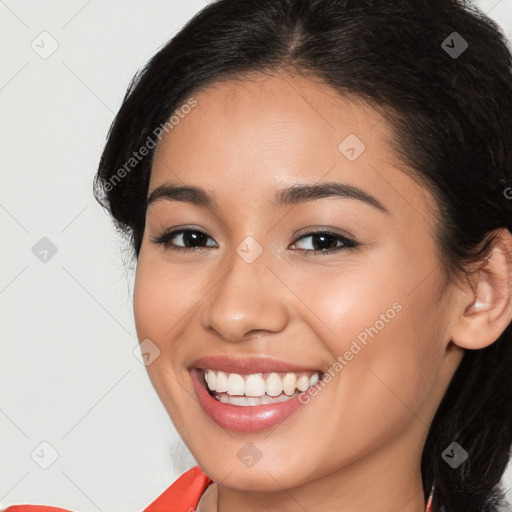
[146,181,389,213]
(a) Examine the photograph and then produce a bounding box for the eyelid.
[291,225,357,241]
[151,226,359,254]
[289,229,358,254]
[150,226,218,250]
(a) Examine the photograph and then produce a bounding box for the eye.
[290,230,358,255]
[151,228,217,252]
[152,227,359,255]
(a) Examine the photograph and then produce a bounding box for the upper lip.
[190,355,322,374]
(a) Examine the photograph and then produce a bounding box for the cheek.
[302,240,444,367]
[132,256,200,430]
[133,254,205,343]
[132,255,197,397]
[287,253,444,425]
[271,280,444,484]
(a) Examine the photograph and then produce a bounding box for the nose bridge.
[202,238,289,341]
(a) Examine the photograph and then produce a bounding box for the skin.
[132,71,512,512]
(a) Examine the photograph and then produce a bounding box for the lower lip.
[190,368,306,432]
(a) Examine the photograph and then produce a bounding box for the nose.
[201,248,289,342]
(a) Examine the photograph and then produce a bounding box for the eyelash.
[151,228,359,255]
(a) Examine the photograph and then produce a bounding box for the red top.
[2,465,433,512]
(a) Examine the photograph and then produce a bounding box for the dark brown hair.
[94,1,512,510]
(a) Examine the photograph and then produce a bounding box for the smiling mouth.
[201,369,323,407]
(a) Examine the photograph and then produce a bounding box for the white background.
[1,1,511,510]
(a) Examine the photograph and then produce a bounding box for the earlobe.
[451,228,512,350]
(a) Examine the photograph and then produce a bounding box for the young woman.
[5,0,512,511]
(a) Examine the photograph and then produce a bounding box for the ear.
[451,228,512,350]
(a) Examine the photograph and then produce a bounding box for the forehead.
[149,72,435,225]
[152,74,386,179]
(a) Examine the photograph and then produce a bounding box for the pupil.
[185,231,205,247]
[314,233,335,251]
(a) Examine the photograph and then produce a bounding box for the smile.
[203,369,322,406]
[189,356,325,432]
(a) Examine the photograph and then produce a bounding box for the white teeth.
[228,395,250,406]
[282,373,296,396]
[259,394,273,405]
[245,396,262,406]
[227,395,273,406]
[226,373,245,395]
[214,371,228,393]
[244,374,266,397]
[218,391,301,406]
[265,372,283,396]
[296,375,310,392]
[203,369,323,397]
[206,370,216,389]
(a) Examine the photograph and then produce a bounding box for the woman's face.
[133,72,463,491]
